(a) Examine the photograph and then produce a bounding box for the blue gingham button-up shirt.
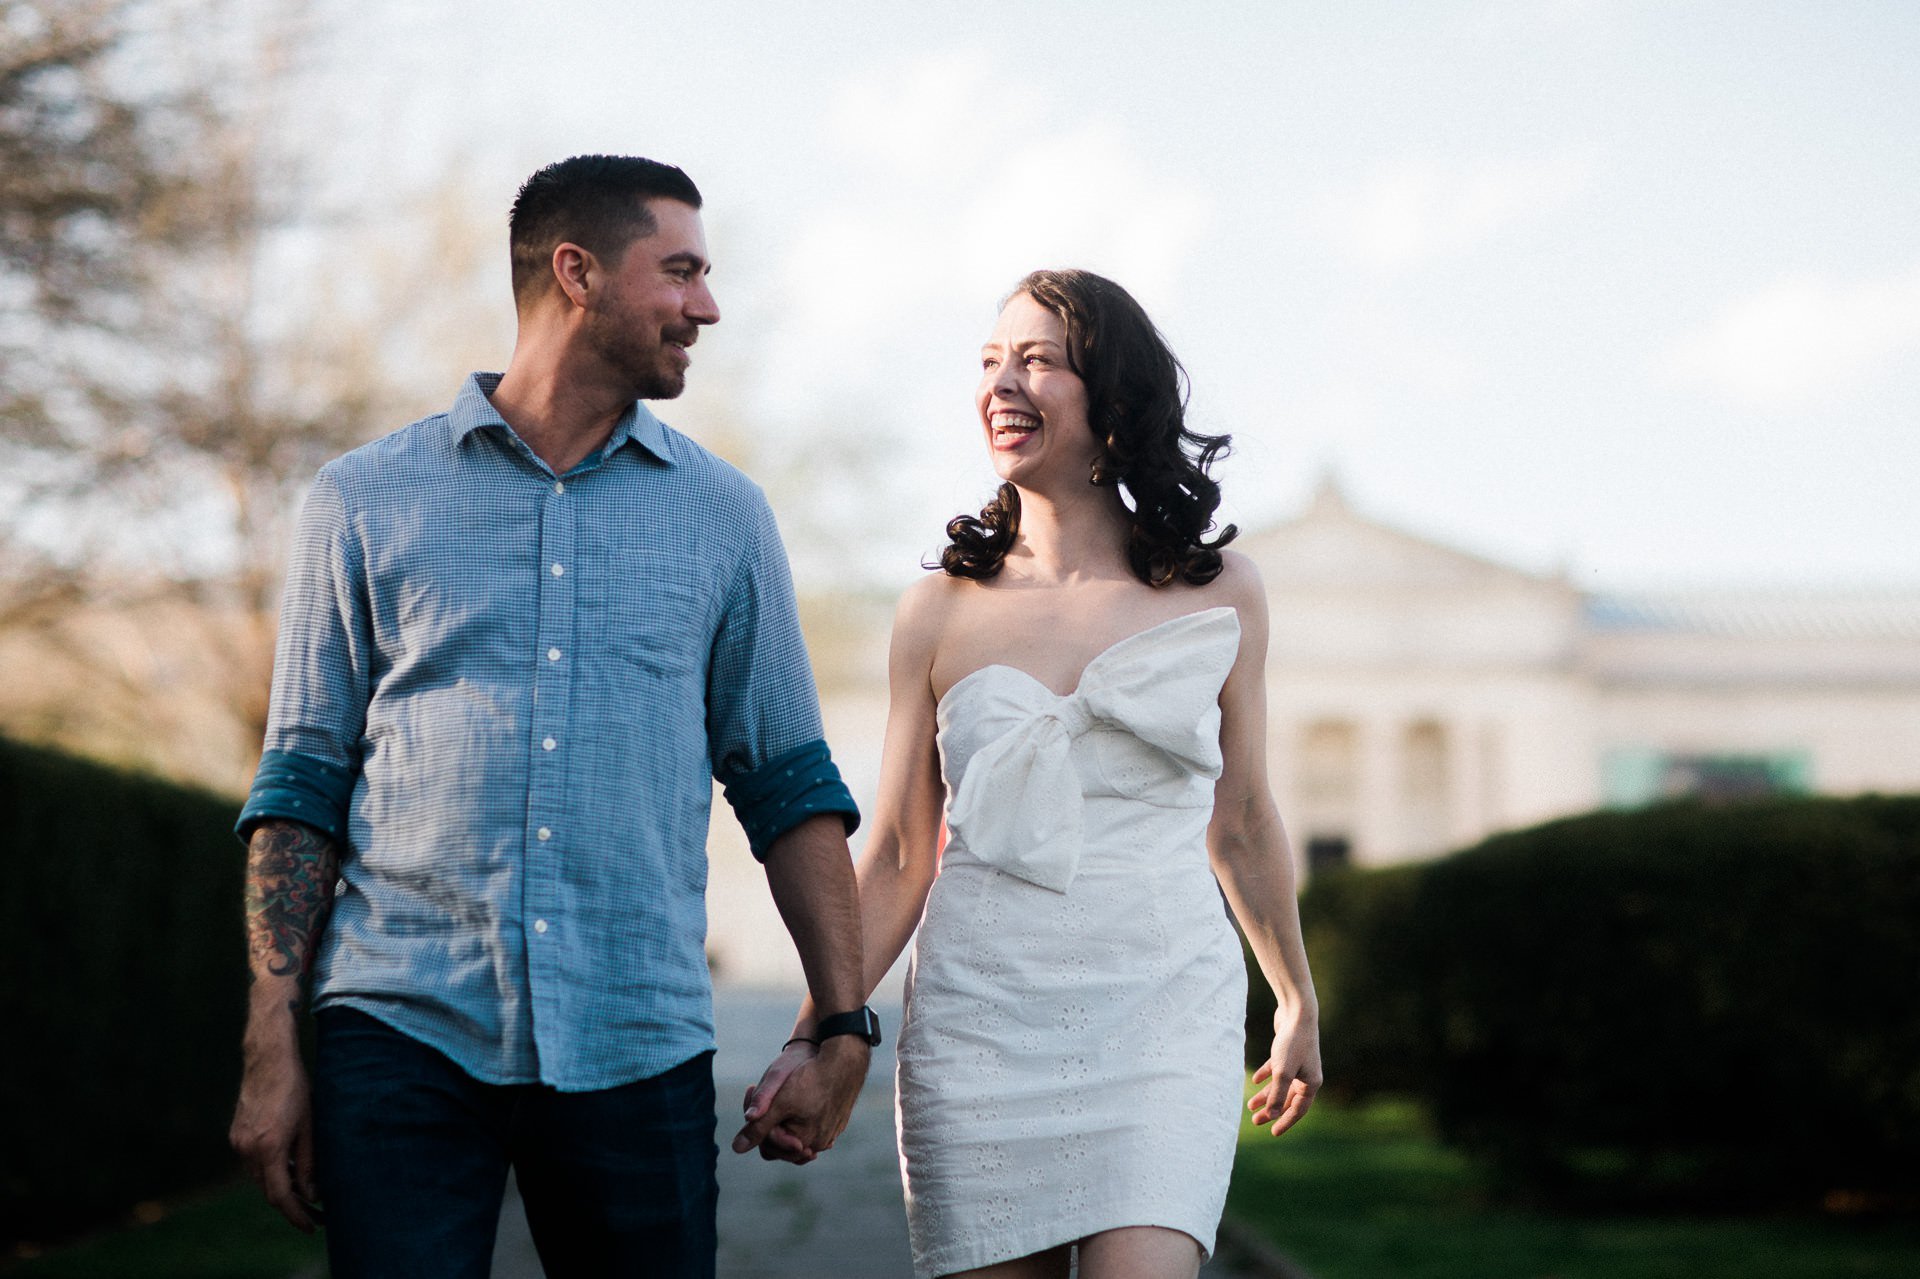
[238,373,858,1090]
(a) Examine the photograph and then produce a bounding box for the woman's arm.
[739,577,952,1160]
[795,575,950,1033]
[1205,556,1323,1136]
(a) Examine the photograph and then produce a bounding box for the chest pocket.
[580,546,715,680]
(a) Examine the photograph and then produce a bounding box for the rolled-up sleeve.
[236,469,372,843]
[708,493,859,860]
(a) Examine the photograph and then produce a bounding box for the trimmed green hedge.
[1257,795,1920,1209]
[0,737,247,1244]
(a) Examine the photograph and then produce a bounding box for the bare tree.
[0,0,407,769]
[0,0,182,621]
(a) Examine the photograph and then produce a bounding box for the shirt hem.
[316,993,716,1093]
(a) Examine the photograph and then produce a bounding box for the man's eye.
[982,358,1000,371]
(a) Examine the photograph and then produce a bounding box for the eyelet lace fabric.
[896,608,1248,1278]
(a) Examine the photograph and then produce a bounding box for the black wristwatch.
[814,1005,882,1047]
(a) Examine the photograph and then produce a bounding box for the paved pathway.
[490,987,1277,1278]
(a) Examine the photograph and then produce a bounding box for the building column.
[1354,716,1398,865]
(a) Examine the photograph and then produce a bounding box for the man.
[228,155,876,1278]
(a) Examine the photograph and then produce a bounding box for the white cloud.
[1309,154,1590,273]
[763,51,1213,389]
[1667,264,1920,406]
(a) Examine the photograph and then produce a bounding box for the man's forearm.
[762,814,865,1018]
[231,818,336,1230]
[739,815,870,1161]
[241,819,340,1045]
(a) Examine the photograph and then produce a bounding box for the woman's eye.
[982,358,1000,371]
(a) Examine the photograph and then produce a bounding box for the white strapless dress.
[896,607,1248,1278]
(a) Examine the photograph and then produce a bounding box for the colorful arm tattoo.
[243,820,340,987]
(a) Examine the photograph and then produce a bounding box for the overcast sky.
[313,0,1920,593]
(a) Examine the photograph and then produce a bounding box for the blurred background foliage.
[1248,793,1920,1213]
[0,737,246,1246]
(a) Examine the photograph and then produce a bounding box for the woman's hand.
[1247,1007,1322,1137]
[738,1038,820,1162]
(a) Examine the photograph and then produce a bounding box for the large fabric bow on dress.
[944,607,1241,893]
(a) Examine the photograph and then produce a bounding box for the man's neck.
[489,352,633,476]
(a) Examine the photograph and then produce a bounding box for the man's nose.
[688,277,720,325]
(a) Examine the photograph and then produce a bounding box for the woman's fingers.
[1248,1057,1319,1133]
[1267,1077,1317,1136]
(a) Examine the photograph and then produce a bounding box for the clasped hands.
[731,1035,869,1164]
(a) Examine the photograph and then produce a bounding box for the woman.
[751,269,1321,1278]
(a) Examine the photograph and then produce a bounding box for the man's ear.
[552,242,594,308]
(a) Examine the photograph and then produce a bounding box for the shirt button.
[542,736,557,751]
[537,827,552,841]
[534,919,549,934]
[554,481,565,494]
[551,563,565,577]
[547,647,561,662]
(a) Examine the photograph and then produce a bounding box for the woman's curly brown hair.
[940,269,1237,587]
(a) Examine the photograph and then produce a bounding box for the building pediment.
[1238,480,1583,669]
[1236,478,1570,598]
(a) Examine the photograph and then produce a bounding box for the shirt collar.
[451,372,676,468]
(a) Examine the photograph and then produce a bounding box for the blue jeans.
[313,1006,718,1279]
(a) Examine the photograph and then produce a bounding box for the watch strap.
[814,1005,882,1047]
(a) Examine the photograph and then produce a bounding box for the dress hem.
[913,1207,1216,1279]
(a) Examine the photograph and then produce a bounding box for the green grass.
[3,1181,325,1279]
[1225,1100,1920,1279]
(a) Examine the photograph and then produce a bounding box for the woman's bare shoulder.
[891,570,972,656]
[1195,549,1269,620]
[895,569,967,620]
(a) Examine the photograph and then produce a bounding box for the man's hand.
[731,1036,870,1162]
[230,1039,321,1232]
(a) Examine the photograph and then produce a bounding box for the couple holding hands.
[230,154,1319,1279]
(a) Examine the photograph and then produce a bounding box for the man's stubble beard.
[586,305,689,402]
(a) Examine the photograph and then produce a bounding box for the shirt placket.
[526,473,576,1064]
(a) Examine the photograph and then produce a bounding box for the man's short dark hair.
[508,155,703,303]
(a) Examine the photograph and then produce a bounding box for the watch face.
[819,1007,882,1046]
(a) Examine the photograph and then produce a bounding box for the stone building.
[1241,480,1920,873]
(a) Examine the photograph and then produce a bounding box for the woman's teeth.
[992,413,1038,443]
